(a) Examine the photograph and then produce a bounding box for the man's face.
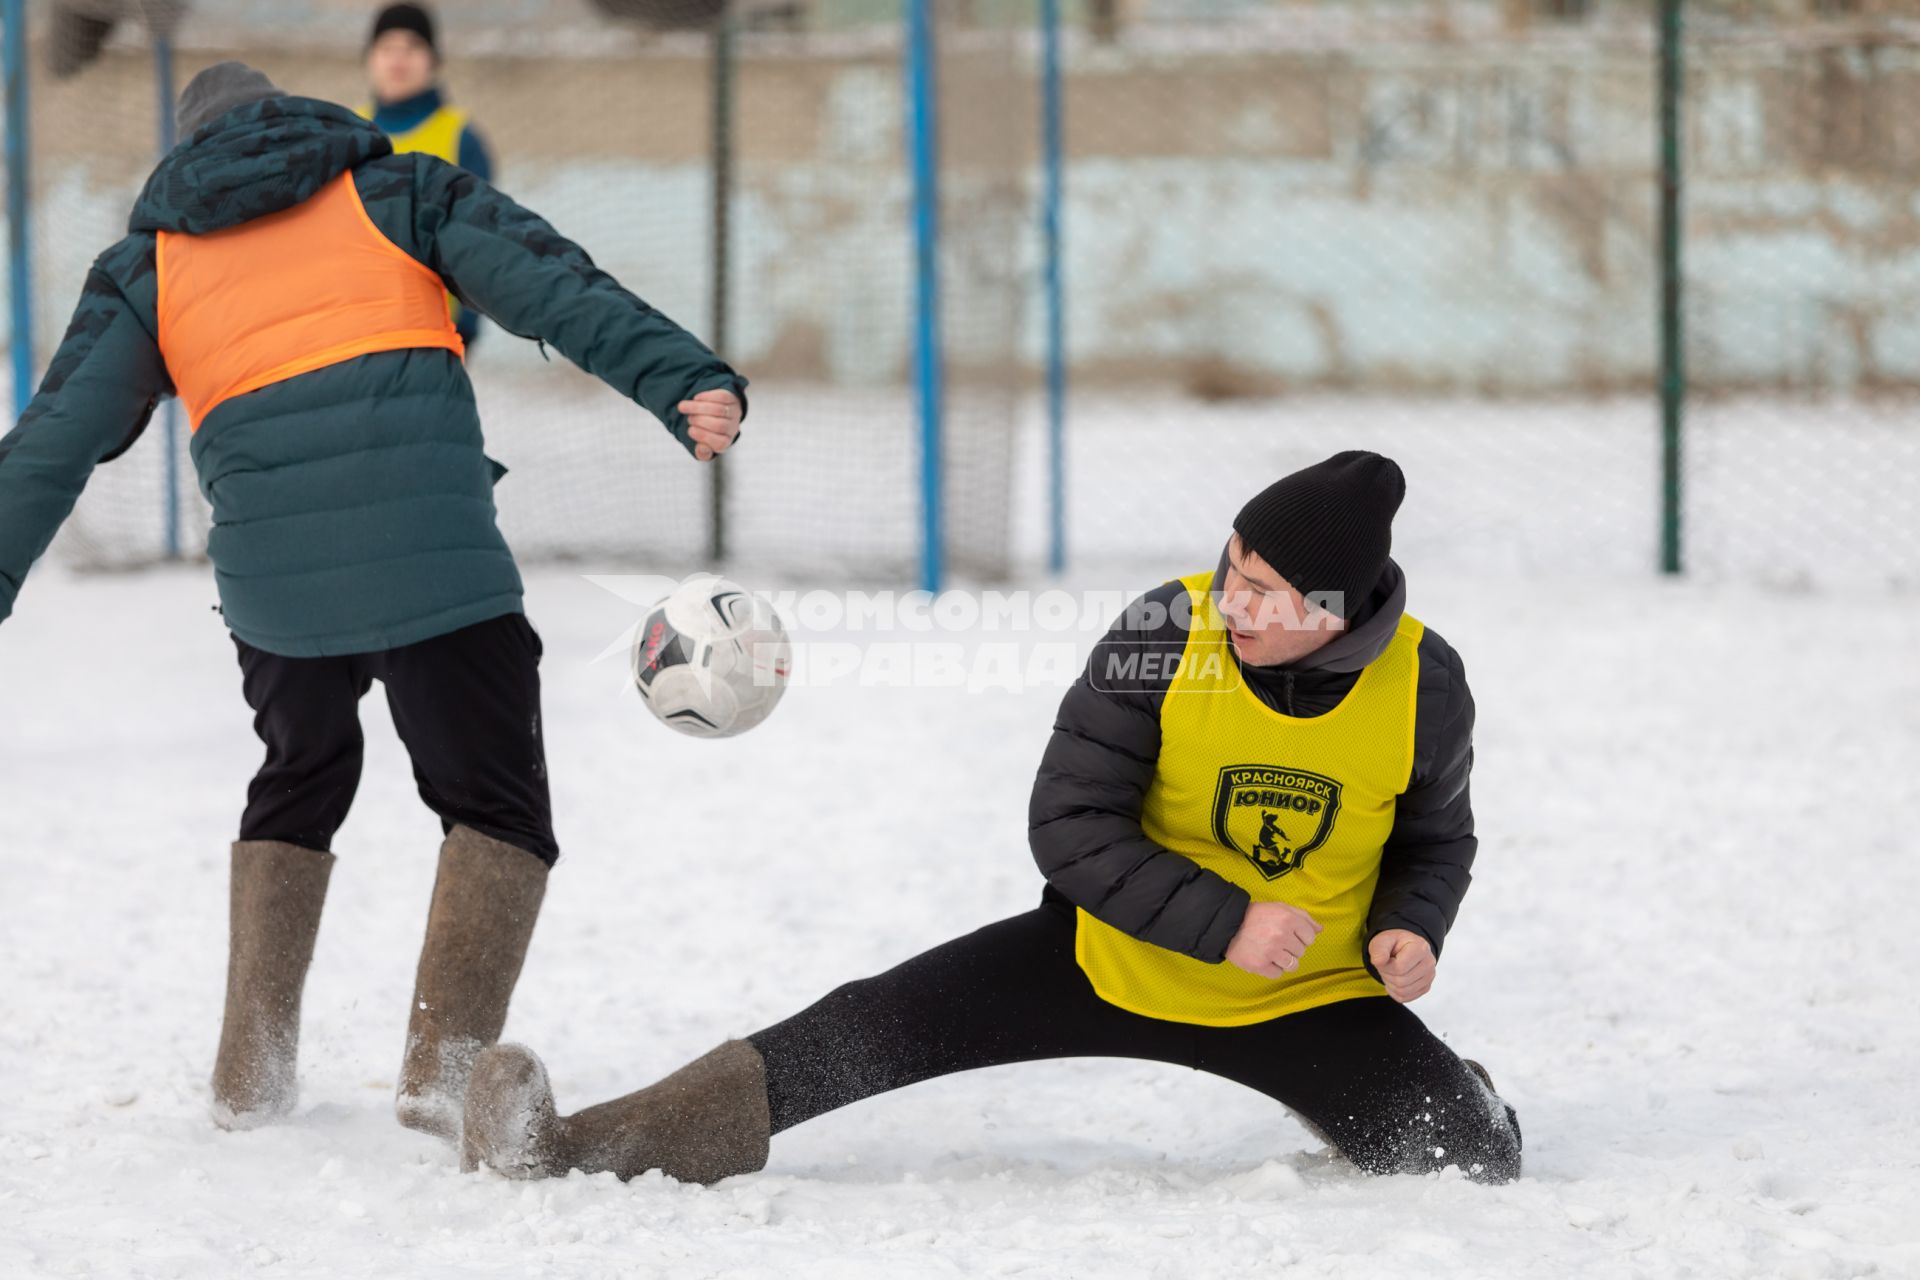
[367,30,436,104]
[1216,534,1347,668]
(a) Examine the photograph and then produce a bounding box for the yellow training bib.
[1075,572,1425,1026]
[357,102,469,165]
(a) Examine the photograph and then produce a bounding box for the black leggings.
[750,900,1521,1182]
[232,612,557,864]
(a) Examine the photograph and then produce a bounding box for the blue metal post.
[152,31,182,556]
[1041,0,1066,575]
[4,0,33,420]
[154,33,181,558]
[906,0,944,594]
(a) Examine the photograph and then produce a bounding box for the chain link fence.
[5,0,1916,590]
[9,0,1030,581]
[1684,1,1920,588]
[1020,0,1917,590]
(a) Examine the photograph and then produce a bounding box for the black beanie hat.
[1231,451,1405,619]
[370,3,438,53]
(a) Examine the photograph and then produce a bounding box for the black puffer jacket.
[1027,553,1477,973]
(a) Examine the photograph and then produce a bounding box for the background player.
[359,3,494,346]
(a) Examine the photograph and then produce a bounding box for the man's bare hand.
[1224,901,1322,979]
[1367,929,1436,1003]
[679,389,742,461]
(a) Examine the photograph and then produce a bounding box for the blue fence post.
[4,0,32,421]
[906,0,943,594]
[154,32,181,560]
[1041,0,1066,576]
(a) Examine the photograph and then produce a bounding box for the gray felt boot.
[394,825,548,1142]
[210,840,334,1130]
[462,1040,771,1184]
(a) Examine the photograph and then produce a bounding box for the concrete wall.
[1053,38,1920,396]
[11,25,1920,394]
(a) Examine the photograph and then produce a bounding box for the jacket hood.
[129,96,392,236]
[1285,556,1406,673]
[1210,544,1407,675]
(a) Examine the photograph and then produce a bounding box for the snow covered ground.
[2,559,1918,1279]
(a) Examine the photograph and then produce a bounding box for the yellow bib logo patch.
[1209,765,1343,880]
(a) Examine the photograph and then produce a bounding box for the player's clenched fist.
[679,388,743,461]
[1224,901,1322,979]
[1367,929,1436,1004]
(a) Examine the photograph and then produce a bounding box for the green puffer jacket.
[0,96,745,656]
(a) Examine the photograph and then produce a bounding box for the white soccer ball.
[632,574,790,738]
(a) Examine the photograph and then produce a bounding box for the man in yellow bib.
[461,452,1523,1185]
[359,4,493,346]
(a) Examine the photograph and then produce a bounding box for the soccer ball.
[632,574,790,738]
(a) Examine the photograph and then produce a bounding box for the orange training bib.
[156,170,463,429]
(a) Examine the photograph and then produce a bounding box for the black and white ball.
[632,575,790,738]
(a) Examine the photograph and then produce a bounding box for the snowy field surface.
[2,562,1917,1279]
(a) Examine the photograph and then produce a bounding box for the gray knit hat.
[177,61,285,137]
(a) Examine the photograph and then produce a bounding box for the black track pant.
[232,612,557,865]
[750,900,1522,1183]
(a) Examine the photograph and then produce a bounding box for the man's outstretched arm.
[0,260,169,626]
[375,154,746,458]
